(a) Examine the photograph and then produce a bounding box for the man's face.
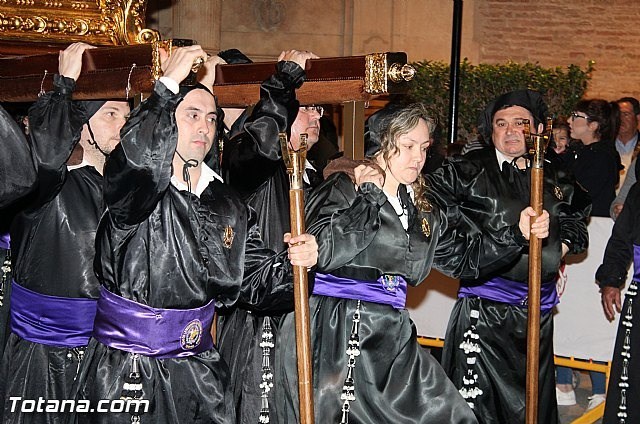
[175,89,218,164]
[82,101,130,154]
[492,106,533,160]
[290,106,321,150]
[618,101,639,138]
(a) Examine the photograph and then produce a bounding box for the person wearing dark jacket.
[69,45,317,424]
[0,42,130,424]
[428,90,590,424]
[597,182,640,423]
[275,103,550,424]
[218,49,322,423]
[569,99,622,217]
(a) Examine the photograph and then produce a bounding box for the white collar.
[303,159,316,185]
[495,149,514,168]
[67,160,90,171]
[170,163,222,197]
[385,185,414,231]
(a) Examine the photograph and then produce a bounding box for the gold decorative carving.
[0,0,159,46]
[365,53,415,94]
[365,53,388,95]
[98,0,158,45]
[388,63,416,83]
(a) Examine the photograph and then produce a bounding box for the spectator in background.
[611,97,640,219]
[569,99,622,217]
[558,99,621,411]
[547,119,577,169]
[614,97,640,190]
[611,157,639,219]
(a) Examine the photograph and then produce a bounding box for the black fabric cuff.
[277,60,306,89]
[53,74,76,97]
[359,182,387,207]
[597,278,626,289]
[561,239,574,254]
[153,80,182,108]
[511,223,529,247]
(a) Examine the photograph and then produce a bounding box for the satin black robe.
[70,82,294,424]
[0,103,35,209]
[0,76,101,424]
[218,61,315,424]
[0,102,31,360]
[275,171,531,424]
[596,183,640,424]
[0,103,34,361]
[427,147,590,424]
[0,231,10,362]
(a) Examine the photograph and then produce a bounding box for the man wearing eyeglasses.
[218,49,322,424]
[614,98,640,178]
[610,97,640,218]
[426,90,590,424]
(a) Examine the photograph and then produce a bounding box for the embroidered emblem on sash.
[223,225,234,249]
[381,275,401,292]
[421,217,431,238]
[180,319,203,350]
[554,186,563,200]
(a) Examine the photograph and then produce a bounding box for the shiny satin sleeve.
[427,158,526,279]
[104,81,179,227]
[25,74,88,206]
[230,204,294,313]
[596,183,640,288]
[0,104,35,208]
[305,173,387,272]
[222,60,304,195]
[555,166,590,255]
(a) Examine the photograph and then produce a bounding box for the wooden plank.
[0,46,412,106]
[0,44,156,102]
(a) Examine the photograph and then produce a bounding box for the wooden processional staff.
[524,118,553,424]
[280,132,314,424]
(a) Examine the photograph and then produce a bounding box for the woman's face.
[381,118,431,187]
[553,128,569,154]
[567,112,596,142]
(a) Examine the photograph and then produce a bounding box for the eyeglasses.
[570,112,590,121]
[300,105,324,116]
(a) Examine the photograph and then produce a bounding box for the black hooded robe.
[0,76,103,424]
[69,81,295,424]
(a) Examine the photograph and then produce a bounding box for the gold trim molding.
[365,52,416,95]
[0,0,158,45]
[365,53,388,95]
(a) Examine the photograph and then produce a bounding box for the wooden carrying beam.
[214,52,415,107]
[0,46,415,106]
[0,43,157,102]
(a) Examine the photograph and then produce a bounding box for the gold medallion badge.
[223,225,234,249]
[421,217,431,238]
[554,186,563,200]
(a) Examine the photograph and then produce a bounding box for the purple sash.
[0,232,9,250]
[634,244,640,281]
[459,276,558,312]
[93,286,215,359]
[312,272,407,309]
[10,281,98,347]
